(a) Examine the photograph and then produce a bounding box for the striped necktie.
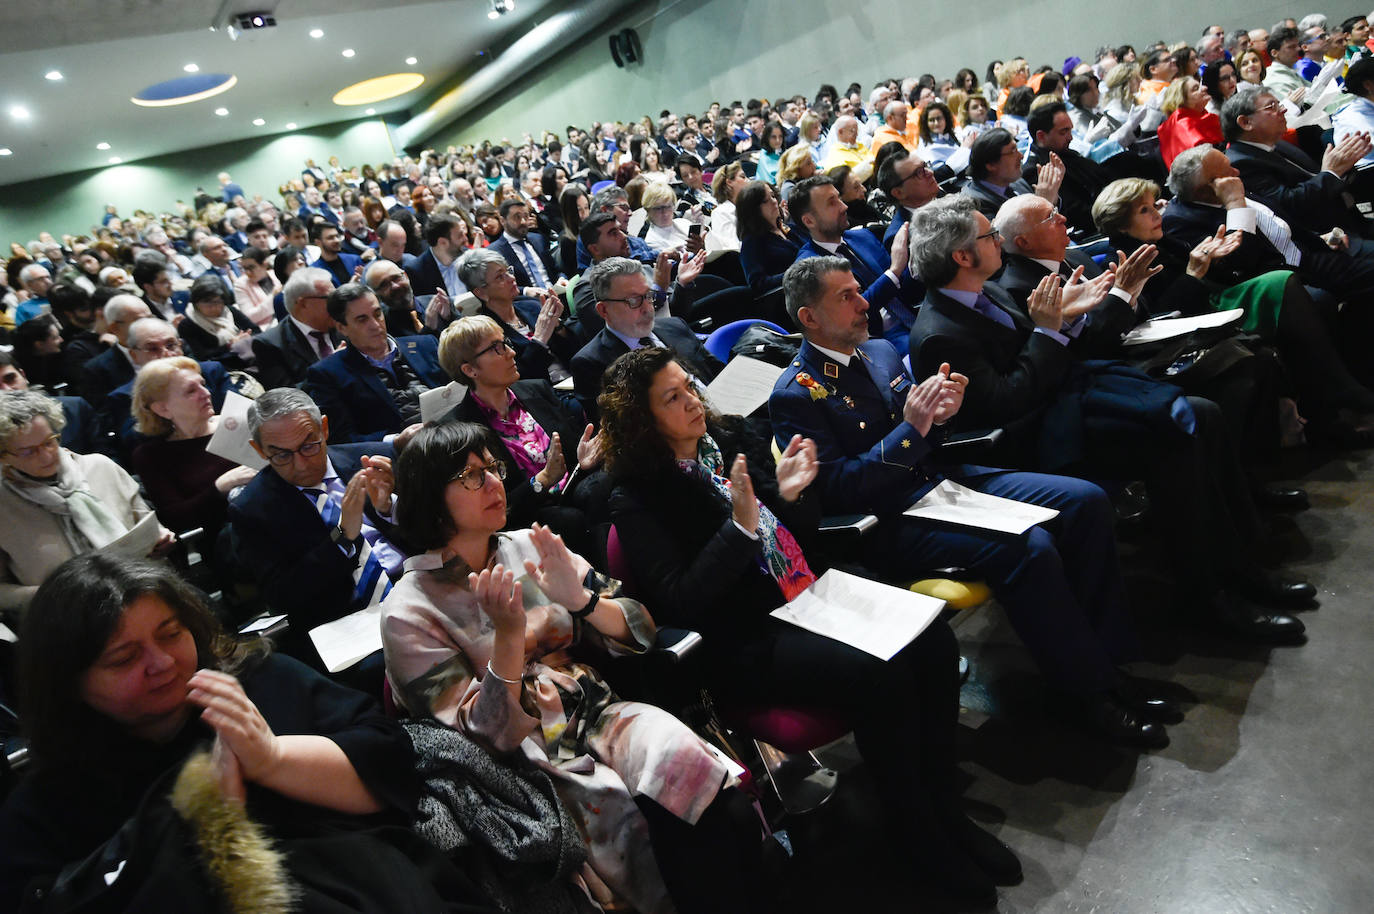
[310,481,396,607]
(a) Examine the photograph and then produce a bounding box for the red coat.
[1159,107,1224,169]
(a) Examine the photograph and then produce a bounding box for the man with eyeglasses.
[230,387,402,671]
[962,128,1066,222]
[876,147,944,251]
[1223,87,1374,247]
[570,256,722,422]
[791,175,919,353]
[908,196,1310,648]
[304,283,444,445]
[103,317,233,451]
[994,195,1157,357]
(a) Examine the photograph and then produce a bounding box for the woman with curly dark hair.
[599,347,1021,908]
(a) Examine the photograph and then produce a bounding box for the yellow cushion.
[909,578,992,610]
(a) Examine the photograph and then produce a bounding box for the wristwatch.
[330,524,359,550]
[530,477,545,494]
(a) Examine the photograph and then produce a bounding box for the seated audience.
[309,221,363,288]
[252,267,341,389]
[1332,57,1374,167]
[0,555,479,912]
[1094,176,1374,444]
[383,421,764,913]
[831,163,886,226]
[458,248,579,384]
[130,357,257,534]
[0,390,173,614]
[737,180,803,297]
[916,101,968,169]
[304,283,443,444]
[1021,101,1113,236]
[906,196,1310,642]
[602,346,1022,907]
[776,143,819,203]
[705,162,748,255]
[961,128,1065,220]
[407,212,472,299]
[178,273,259,370]
[635,181,696,253]
[362,258,426,337]
[556,183,590,277]
[11,314,66,391]
[77,294,151,407]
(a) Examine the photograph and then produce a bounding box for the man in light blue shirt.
[1332,57,1374,166]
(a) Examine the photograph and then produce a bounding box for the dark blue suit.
[795,229,922,349]
[490,233,562,286]
[310,252,363,288]
[303,335,445,442]
[882,206,911,251]
[297,204,340,227]
[769,338,1134,692]
[227,442,395,633]
[404,249,450,298]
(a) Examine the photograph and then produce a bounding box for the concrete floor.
[771,446,1374,913]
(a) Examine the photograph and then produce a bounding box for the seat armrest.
[938,428,1003,457]
[817,513,879,535]
[654,627,703,661]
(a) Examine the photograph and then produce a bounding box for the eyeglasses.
[472,337,514,359]
[265,438,323,466]
[451,460,507,491]
[895,162,934,186]
[5,433,60,459]
[976,227,1003,242]
[135,339,182,355]
[1254,101,1284,114]
[1036,206,1062,225]
[602,290,664,310]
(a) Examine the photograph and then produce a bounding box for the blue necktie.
[972,292,1016,330]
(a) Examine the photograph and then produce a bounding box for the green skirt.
[1209,269,1289,336]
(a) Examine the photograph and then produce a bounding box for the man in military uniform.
[769,254,1174,749]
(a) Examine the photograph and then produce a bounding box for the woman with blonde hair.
[995,57,1030,114]
[130,357,256,533]
[1156,76,1223,168]
[775,142,818,202]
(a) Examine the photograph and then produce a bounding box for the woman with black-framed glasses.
[382,420,766,913]
[434,315,606,557]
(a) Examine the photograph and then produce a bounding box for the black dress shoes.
[1211,592,1307,644]
[1075,692,1170,749]
[1113,677,1185,725]
[1232,573,1318,609]
[937,809,1023,886]
[1252,485,1310,512]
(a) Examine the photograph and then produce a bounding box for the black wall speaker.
[609,28,642,67]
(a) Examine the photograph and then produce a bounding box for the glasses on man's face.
[265,438,323,466]
[137,339,182,356]
[1036,206,1062,226]
[5,434,60,459]
[452,460,507,491]
[1254,101,1284,115]
[472,337,514,360]
[976,227,1003,243]
[603,290,660,310]
[896,162,933,186]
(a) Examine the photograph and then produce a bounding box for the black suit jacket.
[997,252,1143,358]
[304,335,446,442]
[570,317,724,422]
[78,346,135,408]
[490,233,562,286]
[908,283,1076,465]
[960,178,1035,221]
[1022,145,1109,237]
[1227,140,1370,238]
[251,319,339,390]
[405,248,448,298]
[227,442,395,629]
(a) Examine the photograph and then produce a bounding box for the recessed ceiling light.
[214,107,229,116]
[10,106,31,120]
[309,28,324,38]
[252,118,266,126]
[488,9,499,18]
[183,63,199,73]
[405,57,418,65]
[96,142,110,150]
[108,156,122,164]
[285,122,298,129]
[341,48,355,58]
[0,148,12,156]
[45,70,63,81]
[365,108,376,115]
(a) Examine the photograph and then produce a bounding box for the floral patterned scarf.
[678,434,816,601]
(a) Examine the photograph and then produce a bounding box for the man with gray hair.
[1222,86,1374,246]
[569,256,722,421]
[251,266,341,389]
[907,195,1309,644]
[14,263,53,325]
[104,318,232,446]
[1195,32,1226,66]
[769,252,1181,749]
[229,386,403,667]
[77,294,152,406]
